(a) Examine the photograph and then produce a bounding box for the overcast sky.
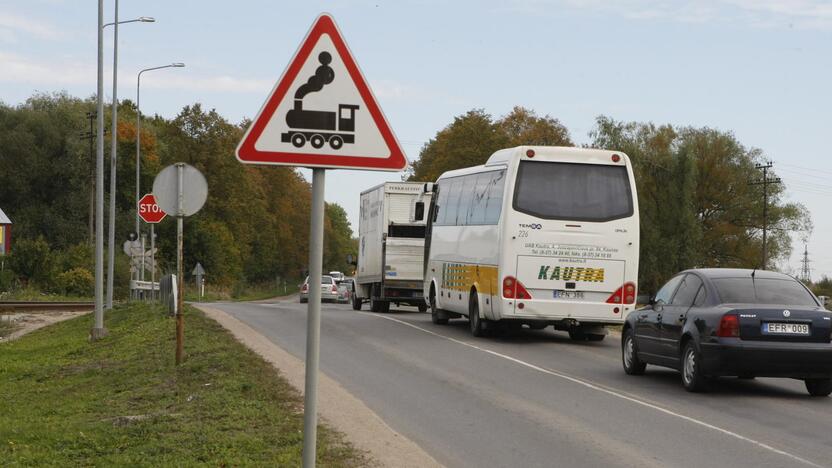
[2,0,831,278]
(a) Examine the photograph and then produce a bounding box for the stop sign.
[138,193,167,223]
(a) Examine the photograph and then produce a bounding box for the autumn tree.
[408,107,572,182]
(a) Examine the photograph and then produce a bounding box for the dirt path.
[0,310,90,343]
[195,304,442,468]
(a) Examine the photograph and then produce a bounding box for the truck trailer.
[354,182,433,312]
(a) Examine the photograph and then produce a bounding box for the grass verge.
[0,303,369,466]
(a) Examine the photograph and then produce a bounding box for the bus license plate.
[554,290,584,299]
[763,323,810,335]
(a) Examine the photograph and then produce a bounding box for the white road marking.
[359,312,823,468]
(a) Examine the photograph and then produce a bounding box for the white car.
[300,275,340,303]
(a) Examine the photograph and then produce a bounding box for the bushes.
[56,267,94,296]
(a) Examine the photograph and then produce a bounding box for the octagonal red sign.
[138,193,167,224]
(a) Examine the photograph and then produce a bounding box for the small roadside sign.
[138,193,166,224]
[235,13,407,171]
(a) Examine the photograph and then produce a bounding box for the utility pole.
[749,162,781,270]
[800,244,812,283]
[79,111,97,246]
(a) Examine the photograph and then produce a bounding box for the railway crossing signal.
[235,13,407,171]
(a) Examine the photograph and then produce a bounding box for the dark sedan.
[621,269,832,396]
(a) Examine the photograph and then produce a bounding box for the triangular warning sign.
[236,14,407,171]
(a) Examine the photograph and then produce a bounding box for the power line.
[749,162,782,269]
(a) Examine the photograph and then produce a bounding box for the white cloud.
[0,13,61,41]
[0,51,89,85]
[532,0,832,29]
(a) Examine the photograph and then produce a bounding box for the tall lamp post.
[104,9,155,310]
[135,63,184,272]
[93,0,106,340]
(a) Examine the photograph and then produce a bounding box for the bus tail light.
[606,282,636,304]
[503,276,532,299]
[717,314,740,338]
[611,154,621,163]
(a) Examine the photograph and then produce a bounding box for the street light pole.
[104,11,154,310]
[92,0,106,340]
[136,63,184,242]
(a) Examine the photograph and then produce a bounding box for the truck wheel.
[329,135,343,150]
[310,134,325,149]
[370,297,382,312]
[352,296,362,311]
[380,302,390,313]
[469,291,485,337]
[291,134,306,148]
[805,378,832,397]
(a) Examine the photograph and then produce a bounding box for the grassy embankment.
[0,303,368,466]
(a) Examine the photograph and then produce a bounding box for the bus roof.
[436,146,631,181]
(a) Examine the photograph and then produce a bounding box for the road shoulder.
[195,304,442,468]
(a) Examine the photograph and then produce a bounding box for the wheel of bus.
[352,295,362,311]
[291,133,306,148]
[469,291,485,337]
[310,134,325,149]
[430,286,448,325]
[329,135,343,150]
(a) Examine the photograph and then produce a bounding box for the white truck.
[353,182,433,312]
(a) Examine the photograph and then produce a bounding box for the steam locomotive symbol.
[281,51,359,150]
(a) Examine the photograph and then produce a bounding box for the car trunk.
[733,306,832,343]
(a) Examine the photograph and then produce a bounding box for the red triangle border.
[236,14,407,171]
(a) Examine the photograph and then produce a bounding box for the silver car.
[299,275,340,303]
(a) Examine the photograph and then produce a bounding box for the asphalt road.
[210,298,832,468]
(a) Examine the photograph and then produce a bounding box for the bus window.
[484,170,506,224]
[456,175,475,226]
[513,161,633,222]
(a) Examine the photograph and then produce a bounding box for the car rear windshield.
[713,278,818,306]
[321,276,333,284]
[513,161,633,222]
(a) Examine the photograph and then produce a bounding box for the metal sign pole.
[150,224,156,302]
[302,168,326,468]
[175,163,185,365]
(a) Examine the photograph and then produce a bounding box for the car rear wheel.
[805,378,832,397]
[622,329,646,375]
[681,341,707,392]
[469,291,485,337]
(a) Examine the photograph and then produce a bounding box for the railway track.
[0,301,95,313]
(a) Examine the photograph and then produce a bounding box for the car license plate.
[554,290,584,299]
[762,322,810,335]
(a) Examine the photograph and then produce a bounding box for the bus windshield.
[513,160,633,222]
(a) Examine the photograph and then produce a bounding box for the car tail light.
[717,314,740,338]
[503,276,532,299]
[331,285,338,293]
[301,284,308,293]
[606,282,636,304]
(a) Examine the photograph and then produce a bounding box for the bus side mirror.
[414,202,425,221]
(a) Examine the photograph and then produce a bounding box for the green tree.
[408,107,573,182]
